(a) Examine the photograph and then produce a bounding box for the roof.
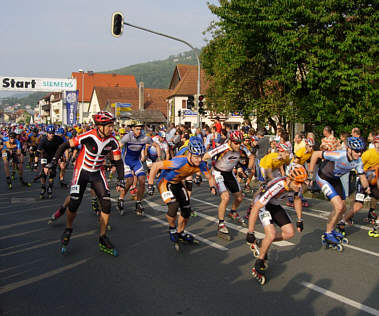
[92,86,171,116]
[120,110,166,123]
[72,72,137,102]
[168,64,208,97]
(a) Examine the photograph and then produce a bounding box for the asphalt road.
[0,165,378,316]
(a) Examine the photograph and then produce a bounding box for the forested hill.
[103,49,200,89]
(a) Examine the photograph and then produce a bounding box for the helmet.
[243,134,249,140]
[119,128,126,135]
[46,125,55,134]
[288,165,307,183]
[251,136,259,142]
[92,111,115,125]
[131,120,144,127]
[9,132,16,138]
[14,128,22,135]
[305,138,315,147]
[229,130,243,143]
[188,136,206,156]
[374,135,379,144]
[158,131,166,138]
[57,127,65,135]
[347,137,364,152]
[277,143,290,152]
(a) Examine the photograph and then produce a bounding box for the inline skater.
[117,121,161,215]
[56,127,69,188]
[259,143,291,181]
[205,130,255,239]
[337,136,379,237]
[28,128,41,171]
[35,125,64,199]
[308,137,370,248]
[2,131,31,188]
[49,111,124,256]
[147,136,217,249]
[246,165,307,285]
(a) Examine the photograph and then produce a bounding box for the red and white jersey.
[256,177,300,206]
[71,129,121,173]
[208,143,252,172]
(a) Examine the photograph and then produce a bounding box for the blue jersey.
[176,146,188,156]
[319,150,364,178]
[120,131,153,163]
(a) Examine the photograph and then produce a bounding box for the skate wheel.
[341,237,349,244]
[107,225,112,231]
[259,275,266,285]
[48,220,53,225]
[112,249,119,257]
[336,244,344,252]
[174,243,180,251]
[61,247,68,255]
[251,268,257,277]
[368,231,376,237]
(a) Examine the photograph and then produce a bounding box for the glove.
[210,186,217,196]
[193,175,202,185]
[46,158,57,169]
[147,184,155,196]
[296,219,304,232]
[246,168,253,176]
[117,179,126,189]
[33,162,38,171]
[246,232,256,244]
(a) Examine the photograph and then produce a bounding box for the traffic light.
[178,110,181,117]
[111,12,124,37]
[187,95,194,110]
[198,95,204,115]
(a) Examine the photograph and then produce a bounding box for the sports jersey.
[71,129,121,173]
[38,135,64,162]
[361,148,379,171]
[256,177,299,206]
[2,139,21,153]
[120,131,153,162]
[208,143,252,172]
[158,155,209,184]
[152,136,169,153]
[319,150,364,179]
[260,152,289,170]
[29,134,40,147]
[292,147,313,165]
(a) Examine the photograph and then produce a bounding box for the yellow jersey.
[292,147,313,166]
[361,148,379,171]
[260,152,289,170]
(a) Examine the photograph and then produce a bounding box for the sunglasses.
[352,149,362,153]
[232,141,242,145]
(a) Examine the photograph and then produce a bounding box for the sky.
[0,0,218,84]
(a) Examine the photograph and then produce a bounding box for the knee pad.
[167,201,179,217]
[68,193,81,212]
[180,204,191,219]
[185,180,193,192]
[99,190,111,214]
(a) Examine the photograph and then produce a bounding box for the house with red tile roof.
[71,72,137,123]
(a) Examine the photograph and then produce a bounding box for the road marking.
[0,230,96,257]
[0,228,48,240]
[145,199,293,247]
[0,189,41,196]
[0,204,60,215]
[144,212,228,251]
[0,258,91,295]
[190,197,294,246]
[0,217,48,230]
[301,281,379,316]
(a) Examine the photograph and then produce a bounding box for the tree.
[201,0,378,135]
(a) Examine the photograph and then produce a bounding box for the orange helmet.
[288,165,307,183]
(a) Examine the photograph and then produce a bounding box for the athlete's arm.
[293,195,303,232]
[248,200,265,234]
[358,173,371,194]
[308,151,323,176]
[147,161,165,185]
[152,142,162,160]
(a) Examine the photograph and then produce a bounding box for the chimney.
[139,82,144,111]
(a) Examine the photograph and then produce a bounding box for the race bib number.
[321,184,333,197]
[41,158,47,164]
[213,171,224,184]
[2,152,7,158]
[161,190,174,201]
[355,193,365,202]
[70,185,80,194]
[259,209,272,226]
[124,164,131,173]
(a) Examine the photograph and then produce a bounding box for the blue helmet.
[347,137,364,152]
[46,125,55,134]
[57,127,65,135]
[188,136,206,156]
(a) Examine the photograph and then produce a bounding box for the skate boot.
[368,223,379,238]
[332,229,348,244]
[169,228,180,251]
[99,235,118,256]
[40,186,46,199]
[6,177,12,189]
[251,258,267,285]
[321,232,344,252]
[178,232,199,245]
[48,207,64,224]
[336,221,346,236]
[47,185,53,199]
[11,171,16,181]
[286,201,294,207]
[217,222,231,241]
[244,205,252,221]
[228,211,246,226]
[91,198,100,216]
[135,201,144,216]
[302,200,309,207]
[367,210,378,224]
[191,209,198,217]
[61,228,73,254]
[116,199,125,216]
[20,178,31,187]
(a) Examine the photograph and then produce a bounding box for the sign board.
[0,76,77,92]
[65,91,78,125]
[183,109,198,116]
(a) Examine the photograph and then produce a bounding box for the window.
[182,100,186,109]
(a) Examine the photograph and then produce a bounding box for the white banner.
[0,76,77,92]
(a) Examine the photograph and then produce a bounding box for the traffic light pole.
[123,21,202,128]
